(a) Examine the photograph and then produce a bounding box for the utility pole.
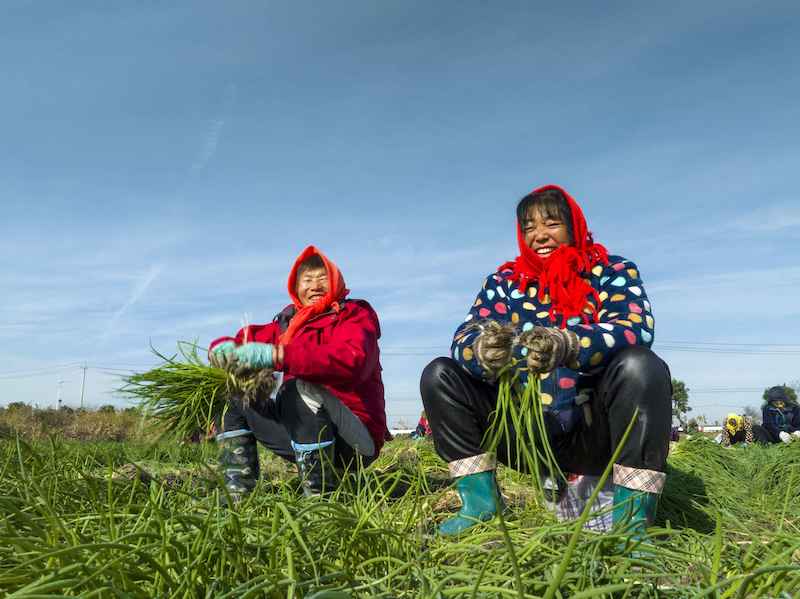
[57,377,64,409]
[79,364,87,409]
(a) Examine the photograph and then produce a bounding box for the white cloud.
[725,203,800,232]
[648,264,800,295]
[100,264,164,342]
[189,118,225,175]
[187,83,236,176]
[648,265,800,333]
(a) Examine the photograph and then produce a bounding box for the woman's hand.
[209,341,237,369]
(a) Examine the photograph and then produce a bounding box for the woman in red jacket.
[209,246,387,498]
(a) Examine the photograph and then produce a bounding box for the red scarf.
[279,245,349,345]
[498,184,609,325]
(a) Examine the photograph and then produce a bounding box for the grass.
[1,435,799,597]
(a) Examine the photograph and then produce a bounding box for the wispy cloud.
[189,117,225,175]
[648,265,800,325]
[648,265,800,295]
[188,83,237,176]
[725,203,800,232]
[100,265,164,343]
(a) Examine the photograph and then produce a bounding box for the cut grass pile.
[1,436,799,597]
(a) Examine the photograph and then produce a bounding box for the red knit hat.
[498,184,609,325]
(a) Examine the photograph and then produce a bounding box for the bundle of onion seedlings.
[482,363,564,500]
[120,342,275,438]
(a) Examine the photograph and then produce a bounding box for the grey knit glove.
[517,326,580,374]
[472,320,516,380]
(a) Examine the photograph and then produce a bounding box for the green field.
[1,435,799,598]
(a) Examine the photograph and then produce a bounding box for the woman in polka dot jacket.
[421,185,672,537]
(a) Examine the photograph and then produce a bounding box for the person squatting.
[420,185,672,537]
[209,246,387,499]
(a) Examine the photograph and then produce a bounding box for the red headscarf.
[498,184,609,325]
[279,245,349,345]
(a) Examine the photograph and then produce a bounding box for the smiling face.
[296,266,329,307]
[521,205,572,259]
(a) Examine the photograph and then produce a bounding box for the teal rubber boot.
[438,471,501,537]
[612,485,658,540]
[292,440,339,497]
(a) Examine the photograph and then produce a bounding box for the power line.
[688,387,765,394]
[0,336,796,390]
[381,340,800,357]
[660,340,800,347]
[0,363,81,375]
[691,403,760,409]
[380,340,800,348]
[0,363,82,380]
[657,346,800,356]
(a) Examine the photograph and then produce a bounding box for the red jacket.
[210,299,388,453]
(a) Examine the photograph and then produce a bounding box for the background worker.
[762,386,800,444]
[411,410,432,440]
[716,413,770,446]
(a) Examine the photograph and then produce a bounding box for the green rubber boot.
[438,471,501,537]
[612,485,658,540]
[218,429,260,503]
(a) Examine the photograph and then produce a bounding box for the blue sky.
[2,1,799,426]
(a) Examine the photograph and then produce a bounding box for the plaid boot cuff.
[613,464,666,494]
[448,453,497,478]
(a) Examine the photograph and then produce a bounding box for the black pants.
[733,424,771,445]
[223,379,375,469]
[420,346,672,475]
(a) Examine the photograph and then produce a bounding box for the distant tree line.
[0,402,144,441]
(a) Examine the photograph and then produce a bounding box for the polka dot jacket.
[451,255,654,434]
